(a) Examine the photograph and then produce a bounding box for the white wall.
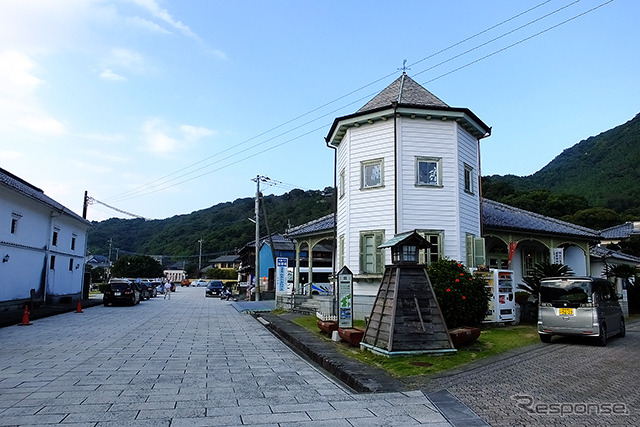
[0,185,89,304]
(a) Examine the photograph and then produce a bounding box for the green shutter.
[466,234,474,267]
[374,232,384,274]
[359,233,366,273]
[474,237,486,267]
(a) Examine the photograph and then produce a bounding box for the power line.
[104,0,558,203]
[101,0,613,206]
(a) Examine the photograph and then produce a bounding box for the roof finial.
[397,59,411,75]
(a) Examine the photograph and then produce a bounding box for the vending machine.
[473,269,516,323]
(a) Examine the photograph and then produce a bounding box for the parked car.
[194,279,208,287]
[181,278,190,287]
[138,280,156,299]
[205,280,225,297]
[104,279,141,306]
[149,281,162,297]
[538,277,625,346]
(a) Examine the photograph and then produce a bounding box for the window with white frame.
[52,228,59,246]
[359,230,384,274]
[416,157,442,187]
[464,163,474,194]
[417,230,444,265]
[339,168,346,198]
[11,213,22,234]
[361,159,383,189]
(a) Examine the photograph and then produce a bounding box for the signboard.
[275,257,288,296]
[337,266,353,328]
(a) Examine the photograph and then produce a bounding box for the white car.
[194,279,208,287]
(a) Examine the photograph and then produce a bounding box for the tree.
[427,259,490,328]
[111,255,164,278]
[518,262,574,297]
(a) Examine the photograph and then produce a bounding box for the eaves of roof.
[285,214,335,238]
[590,246,640,264]
[482,198,599,241]
[325,104,491,146]
[1,167,91,227]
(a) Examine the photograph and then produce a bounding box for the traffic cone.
[75,300,83,313]
[18,305,32,326]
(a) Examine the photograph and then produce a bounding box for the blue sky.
[1,0,638,221]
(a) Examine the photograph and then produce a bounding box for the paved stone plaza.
[0,287,452,426]
[427,319,640,426]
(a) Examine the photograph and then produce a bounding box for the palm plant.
[518,262,574,297]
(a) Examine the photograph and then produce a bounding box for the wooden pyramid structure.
[360,231,455,356]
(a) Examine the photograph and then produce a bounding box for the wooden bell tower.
[360,231,456,356]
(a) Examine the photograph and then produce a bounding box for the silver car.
[538,277,625,346]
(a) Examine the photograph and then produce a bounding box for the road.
[430,318,640,426]
[0,287,451,426]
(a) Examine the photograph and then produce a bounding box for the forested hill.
[88,188,334,263]
[90,113,640,263]
[483,113,640,228]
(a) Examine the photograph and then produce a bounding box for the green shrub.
[98,283,108,293]
[427,259,490,328]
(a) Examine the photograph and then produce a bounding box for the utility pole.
[252,175,269,301]
[108,238,113,262]
[82,191,89,219]
[198,238,203,278]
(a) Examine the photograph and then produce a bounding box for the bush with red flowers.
[427,259,490,328]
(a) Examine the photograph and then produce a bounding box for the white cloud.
[0,50,42,97]
[180,125,216,141]
[107,48,146,72]
[0,150,23,161]
[17,115,66,135]
[130,0,199,40]
[141,119,216,154]
[141,118,178,154]
[100,68,127,81]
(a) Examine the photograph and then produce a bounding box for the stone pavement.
[423,319,640,426]
[0,287,454,426]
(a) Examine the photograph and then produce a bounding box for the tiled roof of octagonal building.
[326,73,491,145]
[482,199,599,240]
[357,74,449,113]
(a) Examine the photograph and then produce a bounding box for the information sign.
[337,266,353,328]
[275,257,289,296]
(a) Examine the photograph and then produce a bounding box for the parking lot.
[0,286,451,426]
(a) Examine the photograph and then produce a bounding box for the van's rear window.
[540,280,590,304]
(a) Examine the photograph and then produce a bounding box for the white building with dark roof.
[0,167,91,308]
[325,73,491,307]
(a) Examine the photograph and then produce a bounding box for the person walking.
[164,278,172,300]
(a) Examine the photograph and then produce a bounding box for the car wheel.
[539,334,552,343]
[597,323,607,347]
[104,301,109,307]
[619,317,626,338]
[130,296,136,306]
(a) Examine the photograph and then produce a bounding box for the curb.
[258,313,406,393]
[0,298,104,328]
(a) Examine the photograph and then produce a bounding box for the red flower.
[462,296,466,300]
[458,264,462,267]
[446,288,451,292]
[460,273,464,276]
[455,279,460,282]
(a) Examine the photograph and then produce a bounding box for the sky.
[1,0,638,222]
